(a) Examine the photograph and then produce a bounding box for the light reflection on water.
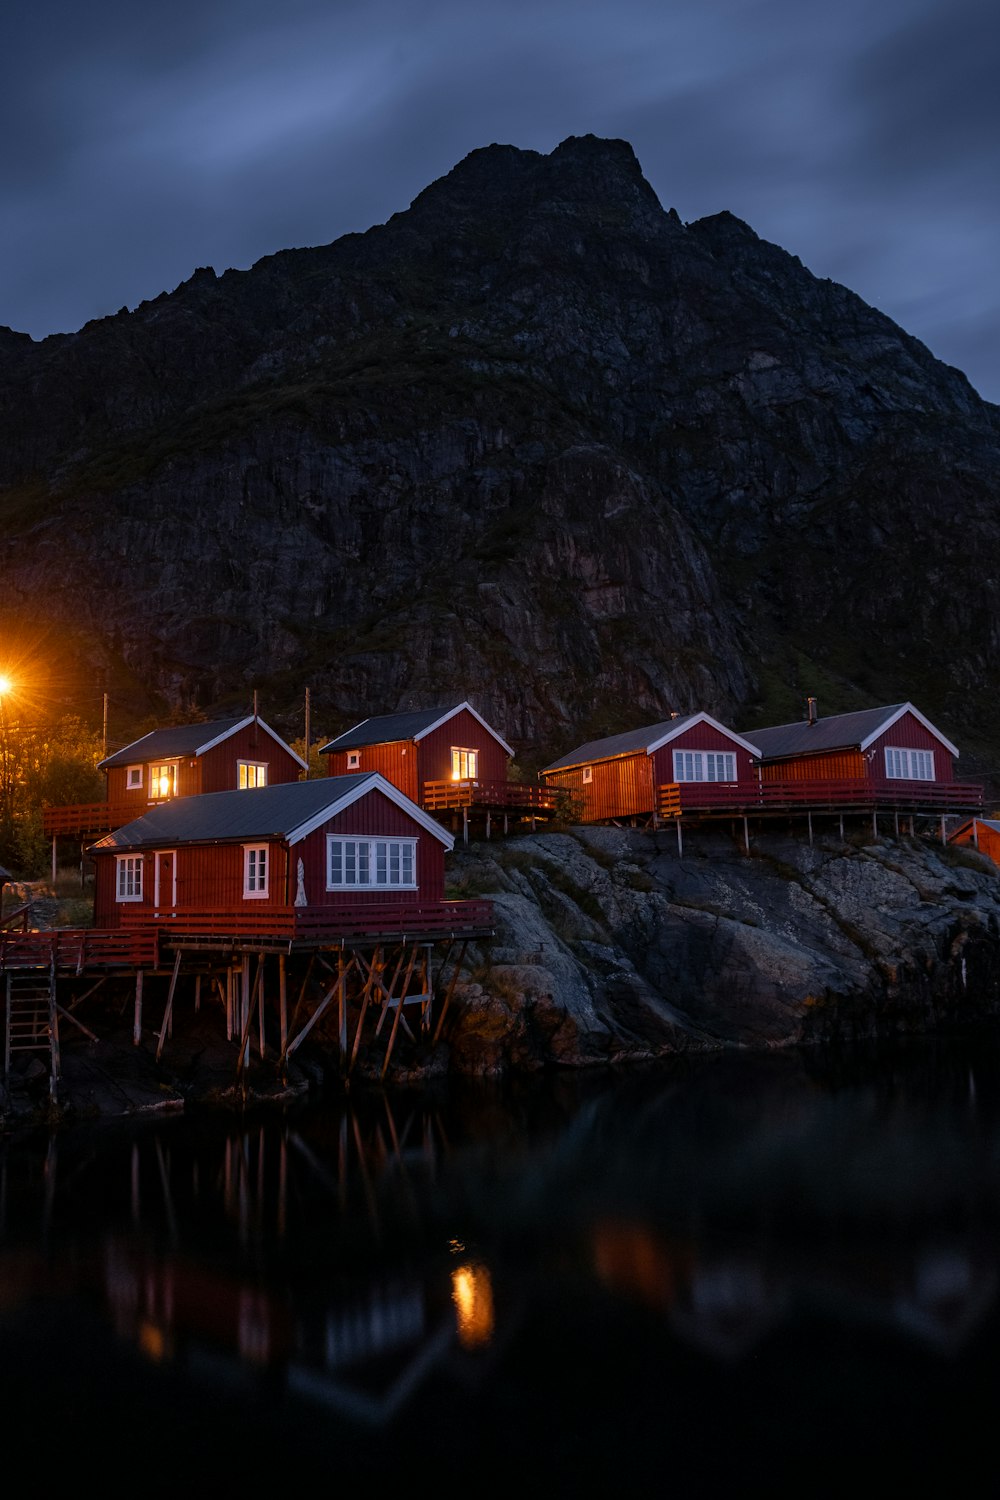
[3,1029,1000,1488]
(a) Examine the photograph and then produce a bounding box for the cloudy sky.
[4,0,999,402]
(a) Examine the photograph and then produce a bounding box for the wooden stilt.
[51,835,57,885]
[381,946,420,1080]
[839,813,844,840]
[278,953,288,1056]
[155,952,183,1062]
[432,940,468,1045]
[257,955,266,1057]
[133,969,144,1046]
[940,814,946,845]
[486,811,491,839]
[374,948,409,1037]
[463,806,469,845]
[676,820,683,855]
[872,810,878,839]
[336,951,347,1068]
[240,957,251,1070]
[894,810,899,837]
[807,811,813,845]
[743,815,750,852]
[194,974,201,1013]
[348,950,381,1075]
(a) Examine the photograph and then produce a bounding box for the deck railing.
[0,928,158,970]
[118,898,495,943]
[41,800,147,836]
[421,778,567,813]
[658,777,984,818]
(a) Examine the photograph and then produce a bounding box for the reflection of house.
[948,817,1000,868]
[540,713,761,823]
[88,773,475,938]
[319,703,564,833]
[43,714,307,842]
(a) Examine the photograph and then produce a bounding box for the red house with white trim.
[539,713,762,823]
[88,773,490,940]
[319,703,563,827]
[744,700,981,812]
[44,714,307,841]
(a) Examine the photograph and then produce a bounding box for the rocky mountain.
[2,133,999,786]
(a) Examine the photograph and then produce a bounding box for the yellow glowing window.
[238,761,267,789]
[148,763,177,799]
[451,748,478,781]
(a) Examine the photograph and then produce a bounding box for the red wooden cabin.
[743,700,982,812]
[43,714,307,840]
[539,713,763,823]
[318,703,562,827]
[88,772,490,941]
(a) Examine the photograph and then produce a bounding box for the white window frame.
[582,766,593,783]
[884,746,935,781]
[451,747,478,781]
[148,761,178,800]
[243,844,269,898]
[238,760,268,789]
[125,765,143,790]
[672,749,737,783]
[347,750,361,770]
[327,837,418,890]
[115,854,144,902]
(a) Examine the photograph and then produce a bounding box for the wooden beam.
[155,951,183,1062]
[431,939,468,1045]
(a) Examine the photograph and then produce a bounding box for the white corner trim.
[193,716,309,769]
[286,772,455,850]
[859,702,959,758]
[645,711,762,758]
[413,702,516,758]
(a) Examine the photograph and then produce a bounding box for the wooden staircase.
[4,955,60,1098]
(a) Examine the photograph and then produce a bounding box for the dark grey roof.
[99,716,253,769]
[0,863,14,883]
[319,707,462,753]
[88,775,375,852]
[742,704,908,760]
[542,717,699,773]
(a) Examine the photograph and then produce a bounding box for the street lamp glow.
[0,674,12,696]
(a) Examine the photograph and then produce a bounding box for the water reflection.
[3,1031,1000,1486]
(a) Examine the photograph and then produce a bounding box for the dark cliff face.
[2,133,999,778]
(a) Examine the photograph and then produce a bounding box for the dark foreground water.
[4,1030,1000,1493]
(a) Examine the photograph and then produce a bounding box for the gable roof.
[948,817,1000,842]
[98,715,307,771]
[87,773,454,854]
[744,702,959,761]
[541,713,761,773]
[318,702,514,757]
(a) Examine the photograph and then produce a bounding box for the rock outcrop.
[437,823,1000,1076]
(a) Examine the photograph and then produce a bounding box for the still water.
[3,1030,1000,1491]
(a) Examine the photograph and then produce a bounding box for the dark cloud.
[2,0,998,402]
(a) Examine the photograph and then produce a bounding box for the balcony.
[116,898,495,946]
[421,778,568,816]
[658,777,985,819]
[41,800,150,837]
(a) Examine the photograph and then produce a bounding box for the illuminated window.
[885,746,934,780]
[327,837,417,889]
[148,763,177,800]
[115,855,144,901]
[451,748,478,781]
[347,751,361,769]
[672,749,736,783]
[126,766,143,790]
[243,845,269,897]
[238,761,267,789]
[582,766,593,783]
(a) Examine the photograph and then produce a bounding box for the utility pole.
[304,687,311,779]
[102,692,108,761]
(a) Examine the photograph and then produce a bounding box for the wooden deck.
[41,800,148,836]
[657,777,984,818]
[421,778,567,815]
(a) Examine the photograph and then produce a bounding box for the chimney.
[806,696,817,726]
